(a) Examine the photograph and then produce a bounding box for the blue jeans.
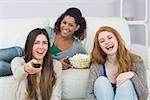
[94,76,138,100]
[0,46,23,76]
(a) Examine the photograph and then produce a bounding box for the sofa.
[0,17,149,100]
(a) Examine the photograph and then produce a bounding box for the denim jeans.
[94,76,138,100]
[0,46,23,76]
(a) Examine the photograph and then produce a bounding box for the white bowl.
[69,54,90,69]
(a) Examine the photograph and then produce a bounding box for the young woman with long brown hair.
[11,28,62,100]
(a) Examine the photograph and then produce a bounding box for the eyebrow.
[99,34,112,40]
[34,40,48,42]
[107,35,112,37]
[99,38,104,41]
[62,20,76,26]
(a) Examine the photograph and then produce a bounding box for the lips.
[36,51,45,56]
[63,29,69,33]
[106,44,114,51]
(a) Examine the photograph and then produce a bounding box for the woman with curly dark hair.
[45,7,87,70]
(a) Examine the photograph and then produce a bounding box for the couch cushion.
[62,69,89,99]
[48,17,57,28]
[0,76,17,100]
[0,18,49,48]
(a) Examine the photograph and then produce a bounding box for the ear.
[75,25,80,31]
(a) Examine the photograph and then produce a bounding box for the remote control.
[32,63,41,68]
[64,58,70,64]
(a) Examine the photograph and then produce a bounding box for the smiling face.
[60,15,80,39]
[32,34,48,61]
[98,31,118,56]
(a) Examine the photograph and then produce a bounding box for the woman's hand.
[60,57,72,70]
[116,71,134,86]
[24,59,42,74]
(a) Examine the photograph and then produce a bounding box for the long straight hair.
[90,26,133,74]
[24,28,56,100]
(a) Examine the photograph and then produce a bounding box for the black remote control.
[64,58,70,64]
[32,63,41,68]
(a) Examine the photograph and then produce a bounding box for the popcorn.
[69,53,90,69]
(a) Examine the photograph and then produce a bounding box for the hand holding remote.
[24,59,42,74]
[64,58,70,65]
[32,63,41,68]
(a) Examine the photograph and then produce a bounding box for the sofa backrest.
[0,17,131,53]
[0,18,49,48]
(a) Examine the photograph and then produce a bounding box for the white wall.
[0,0,119,18]
[0,0,149,46]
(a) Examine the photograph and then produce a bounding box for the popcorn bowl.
[69,54,90,69]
